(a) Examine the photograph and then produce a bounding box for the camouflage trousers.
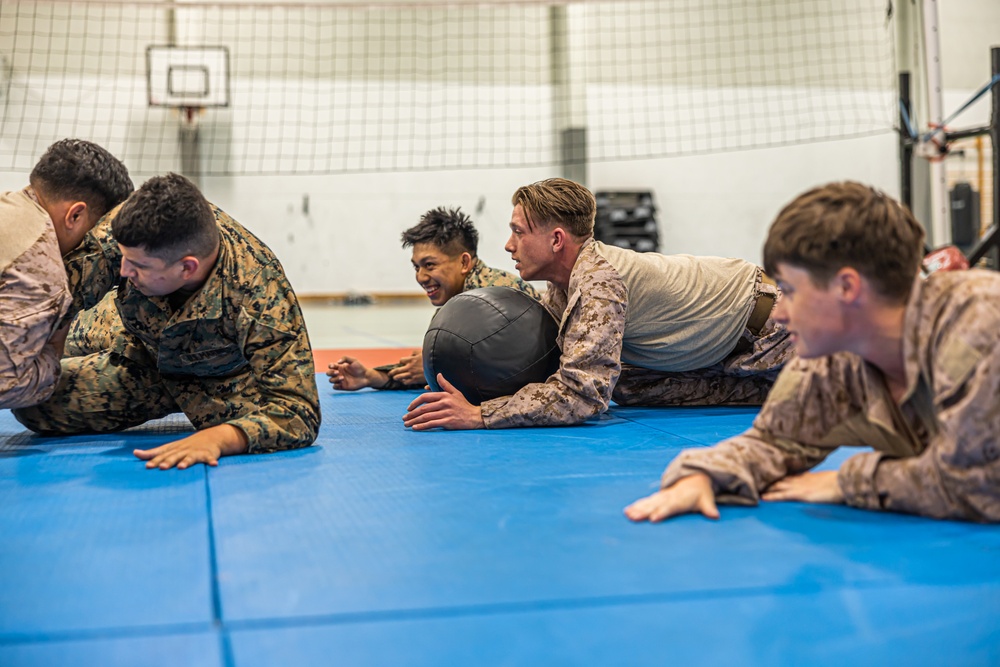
[13,351,182,434]
[12,347,261,436]
[611,314,794,407]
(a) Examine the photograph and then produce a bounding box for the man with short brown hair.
[626,181,1000,523]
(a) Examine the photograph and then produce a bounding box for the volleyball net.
[0,0,897,176]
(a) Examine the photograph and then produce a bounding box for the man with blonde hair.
[403,177,793,430]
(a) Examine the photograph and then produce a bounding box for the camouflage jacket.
[479,239,628,427]
[662,270,1000,522]
[0,189,71,409]
[464,258,540,300]
[63,204,321,453]
[480,239,768,428]
[374,258,540,390]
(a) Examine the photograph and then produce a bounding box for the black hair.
[30,138,133,218]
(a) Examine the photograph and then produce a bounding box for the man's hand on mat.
[624,473,719,522]
[402,374,485,430]
[761,471,844,505]
[388,350,425,386]
[327,356,388,391]
[133,424,249,470]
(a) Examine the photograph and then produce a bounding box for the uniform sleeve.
[0,234,71,409]
[660,358,847,504]
[227,266,321,453]
[62,209,122,322]
[373,362,425,390]
[479,271,627,428]
[838,300,1000,522]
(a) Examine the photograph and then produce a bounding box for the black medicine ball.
[422,287,560,405]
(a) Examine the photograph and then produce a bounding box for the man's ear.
[459,252,474,274]
[179,256,201,279]
[834,267,863,303]
[551,227,567,253]
[63,201,90,232]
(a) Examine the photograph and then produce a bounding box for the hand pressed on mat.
[403,374,484,430]
[624,473,719,522]
[762,470,844,504]
[133,423,248,470]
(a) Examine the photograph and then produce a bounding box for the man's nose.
[772,298,789,324]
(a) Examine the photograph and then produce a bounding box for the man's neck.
[181,245,221,292]
[856,302,909,400]
[548,238,589,292]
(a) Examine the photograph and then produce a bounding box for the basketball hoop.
[180,106,202,129]
[146,46,228,183]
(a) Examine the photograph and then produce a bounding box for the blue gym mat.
[1,376,998,666]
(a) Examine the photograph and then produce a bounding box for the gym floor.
[1,302,998,666]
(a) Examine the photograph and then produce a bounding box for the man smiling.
[626,181,1000,523]
[403,178,793,430]
[327,206,538,391]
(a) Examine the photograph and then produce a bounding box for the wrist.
[218,424,250,456]
[368,369,391,389]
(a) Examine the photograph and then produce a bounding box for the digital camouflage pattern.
[374,258,541,390]
[64,290,117,356]
[480,239,792,428]
[661,270,1000,522]
[14,203,321,454]
[463,257,540,300]
[0,189,71,409]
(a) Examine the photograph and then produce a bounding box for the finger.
[436,373,459,394]
[176,454,197,470]
[623,499,654,521]
[647,500,679,523]
[133,446,163,461]
[697,493,720,520]
[408,415,452,431]
[154,450,187,470]
[406,392,446,411]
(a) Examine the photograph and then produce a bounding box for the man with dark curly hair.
[327,206,538,391]
[0,138,132,409]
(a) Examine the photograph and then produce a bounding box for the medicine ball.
[422,287,560,405]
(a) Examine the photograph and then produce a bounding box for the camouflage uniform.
[0,189,71,409]
[64,290,117,356]
[480,239,793,428]
[13,203,321,454]
[661,270,1000,523]
[463,258,540,299]
[375,258,540,390]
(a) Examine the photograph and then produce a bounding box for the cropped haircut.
[763,181,925,303]
[112,173,219,262]
[511,178,595,238]
[400,207,479,256]
[30,138,133,219]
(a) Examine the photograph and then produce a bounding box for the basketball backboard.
[146,45,230,108]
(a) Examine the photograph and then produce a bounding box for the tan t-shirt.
[595,242,758,371]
